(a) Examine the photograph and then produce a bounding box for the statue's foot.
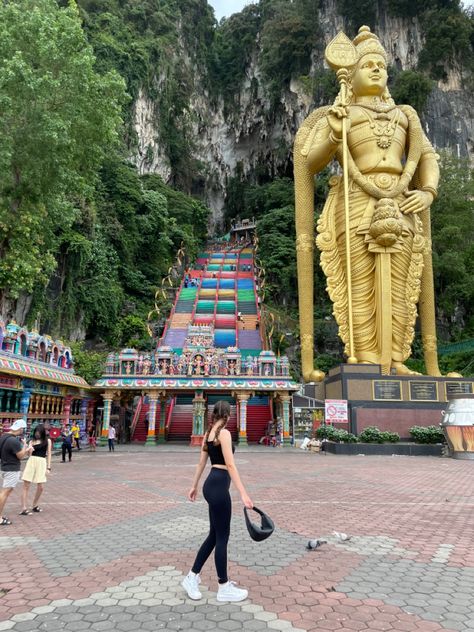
[446,372,463,378]
[304,369,325,382]
[392,362,421,376]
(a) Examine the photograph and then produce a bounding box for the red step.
[246,404,272,443]
[168,404,193,441]
[132,401,169,442]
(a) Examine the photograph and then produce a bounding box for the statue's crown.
[353,25,387,63]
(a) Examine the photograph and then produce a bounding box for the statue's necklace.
[363,107,401,150]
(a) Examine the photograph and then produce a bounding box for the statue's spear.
[325,33,358,364]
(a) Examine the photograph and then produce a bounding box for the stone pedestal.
[324,365,474,439]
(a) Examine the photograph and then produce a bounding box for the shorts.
[21,456,47,484]
[1,471,21,489]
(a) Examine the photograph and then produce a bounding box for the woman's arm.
[188,448,209,501]
[47,438,52,471]
[220,430,253,509]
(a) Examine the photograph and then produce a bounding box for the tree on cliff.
[0,0,126,313]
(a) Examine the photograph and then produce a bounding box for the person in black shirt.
[182,401,253,603]
[0,419,33,525]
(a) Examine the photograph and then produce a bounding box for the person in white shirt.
[108,425,116,452]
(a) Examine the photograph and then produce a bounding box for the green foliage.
[260,0,318,100]
[314,353,340,374]
[69,342,107,384]
[210,5,261,105]
[336,0,377,32]
[315,425,358,443]
[358,426,400,443]
[112,314,150,350]
[390,70,433,113]
[409,425,445,444]
[0,0,125,301]
[431,154,474,337]
[418,6,474,81]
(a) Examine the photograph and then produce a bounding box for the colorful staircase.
[157,244,270,442]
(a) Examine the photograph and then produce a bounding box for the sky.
[208,0,254,21]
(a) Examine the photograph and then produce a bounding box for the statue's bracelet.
[328,131,342,145]
[421,186,438,199]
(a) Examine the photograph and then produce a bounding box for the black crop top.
[207,440,235,466]
[32,441,48,458]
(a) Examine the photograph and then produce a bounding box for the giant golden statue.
[295,26,442,381]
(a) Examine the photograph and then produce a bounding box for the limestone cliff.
[129,0,473,227]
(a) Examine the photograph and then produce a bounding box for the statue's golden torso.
[347,105,409,175]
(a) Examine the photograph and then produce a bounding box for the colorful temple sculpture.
[0,320,91,440]
[95,243,299,445]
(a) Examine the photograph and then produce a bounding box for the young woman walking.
[20,424,52,515]
[182,400,253,603]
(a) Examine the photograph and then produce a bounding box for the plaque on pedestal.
[373,380,402,401]
[409,381,438,402]
[446,382,473,396]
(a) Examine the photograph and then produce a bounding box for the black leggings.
[192,468,231,584]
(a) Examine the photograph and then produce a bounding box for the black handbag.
[244,506,275,542]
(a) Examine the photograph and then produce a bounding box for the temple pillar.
[63,395,72,424]
[145,390,159,445]
[278,392,291,447]
[190,390,205,446]
[100,391,114,445]
[236,391,252,446]
[157,392,167,444]
[20,388,31,418]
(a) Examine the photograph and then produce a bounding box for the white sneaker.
[181,571,202,600]
[216,581,248,602]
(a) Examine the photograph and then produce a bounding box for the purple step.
[163,328,187,347]
[238,330,262,349]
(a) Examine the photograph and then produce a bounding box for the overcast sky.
[208,0,254,21]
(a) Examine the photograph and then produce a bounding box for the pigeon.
[333,531,351,542]
[306,539,327,550]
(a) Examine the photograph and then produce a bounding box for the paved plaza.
[0,447,473,632]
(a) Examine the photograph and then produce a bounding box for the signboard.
[446,382,473,395]
[409,381,438,402]
[325,399,348,423]
[373,380,402,401]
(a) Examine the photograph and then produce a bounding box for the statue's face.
[352,53,387,97]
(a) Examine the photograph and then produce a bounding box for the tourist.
[0,419,33,526]
[20,424,52,515]
[71,421,81,450]
[60,425,73,463]
[87,423,96,452]
[182,400,253,602]
[108,424,116,452]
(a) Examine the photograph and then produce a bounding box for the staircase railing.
[130,396,143,441]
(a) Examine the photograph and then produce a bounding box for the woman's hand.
[188,487,198,502]
[241,492,253,509]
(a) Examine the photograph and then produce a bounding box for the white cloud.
[208,0,254,21]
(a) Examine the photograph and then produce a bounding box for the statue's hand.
[400,190,434,215]
[327,105,350,141]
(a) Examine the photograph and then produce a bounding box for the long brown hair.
[203,400,230,451]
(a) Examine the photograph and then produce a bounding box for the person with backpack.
[0,419,33,526]
[60,424,73,463]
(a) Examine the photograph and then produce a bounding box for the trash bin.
[441,394,474,460]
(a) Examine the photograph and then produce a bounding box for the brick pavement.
[0,447,473,631]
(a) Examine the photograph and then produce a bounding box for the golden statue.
[294,26,442,380]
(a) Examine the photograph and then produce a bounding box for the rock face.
[131,2,473,225]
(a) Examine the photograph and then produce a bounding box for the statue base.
[190,434,204,447]
[324,364,474,439]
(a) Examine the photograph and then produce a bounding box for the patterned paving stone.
[1,449,473,631]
